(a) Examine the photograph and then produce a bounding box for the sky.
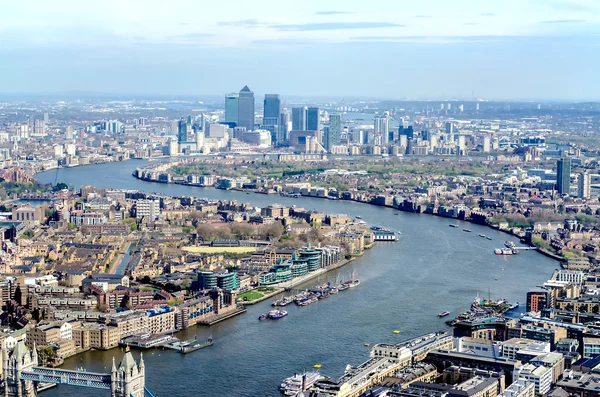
[0,0,599,100]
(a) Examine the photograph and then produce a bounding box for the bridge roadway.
[20,367,112,390]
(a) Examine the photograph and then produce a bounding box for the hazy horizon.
[1,0,599,101]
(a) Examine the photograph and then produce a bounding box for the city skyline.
[1,0,599,100]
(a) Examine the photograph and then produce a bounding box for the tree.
[67,222,77,231]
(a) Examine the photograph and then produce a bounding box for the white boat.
[279,371,321,395]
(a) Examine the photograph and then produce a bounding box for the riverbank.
[239,256,358,305]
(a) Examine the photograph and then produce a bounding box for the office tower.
[324,113,342,151]
[557,157,571,195]
[476,103,480,111]
[440,103,445,110]
[406,139,413,155]
[66,126,74,140]
[43,113,49,123]
[445,122,453,135]
[578,172,591,199]
[196,131,204,152]
[237,86,255,131]
[263,94,282,145]
[483,136,491,153]
[399,126,414,140]
[374,115,389,145]
[447,103,452,110]
[292,107,307,131]
[280,112,290,142]
[225,93,239,125]
[457,135,466,156]
[178,120,188,143]
[306,107,320,131]
[459,104,464,112]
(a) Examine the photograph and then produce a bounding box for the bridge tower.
[111,348,145,397]
[3,341,38,397]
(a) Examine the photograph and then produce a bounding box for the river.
[35,161,560,397]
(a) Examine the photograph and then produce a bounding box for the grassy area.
[238,290,264,301]
[181,246,256,254]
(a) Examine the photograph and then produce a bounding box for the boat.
[338,284,349,292]
[393,330,400,334]
[438,311,450,318]
[258,314,267,320]
[486,237,493,241]
[343,271,360,288]
[279,371,321,395]
[495,248,519,255]
[356,216,362,219]
[504,241,516,249]
[348,279,360,288]
[463,229,472,232]
[479,234,486,238]
[180,337,213,354]
[507,302,520,311]
[449,224,459,228]
[268,310,288,320]
[364,343,370,347]
[394,212,399,215]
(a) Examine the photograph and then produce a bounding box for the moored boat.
[279,371,321,395]
[463,229,472,232]
[438,311,450,318]
[449,224,459,228]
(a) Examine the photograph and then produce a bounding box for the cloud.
[540,19,585,24]
[540,0,596,12]
[349,35,530,44]
[273,22,405,31]
[314,11,355,15]
[169,33,215,39]
[218,19,265,28]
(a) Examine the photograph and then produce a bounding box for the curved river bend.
[35,161,559,397]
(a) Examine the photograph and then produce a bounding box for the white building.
[514,363,552,396]
[59,322,73,340]
[454,336,500,358]
[136,199,160,221]
[579,172,591,199]
[553,269,585,286]
[483,136,491,153]
[498,379,535,397]
[65,143,76,156]
[501,338,550,360]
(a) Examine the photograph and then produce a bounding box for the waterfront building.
[426,350,519,384]
[225,93,239,125]
[371,332,453,363]
[388,376,498,397]
[298,246,322,272]
[526,290,550,313]
[454,336,499,358]
[197,271,239,291]
[146,306,176,334]
[557,157,571,195]
[237,86,255,131]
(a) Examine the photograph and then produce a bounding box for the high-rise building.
[374,115,389,145]
[196,131,204,152]
[225,93,239,125]
[483,136,491,153]
[457,135,466,156]
[292,107,307,131]
[177,120,188,143]
[237,86,255,131]
[324,113,342,151]
[306,107,320,131]
[263,94,281,145]
[578,172,591,199]
[557,157,571,195]
[445,122,453,135]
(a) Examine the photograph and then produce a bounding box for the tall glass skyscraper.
[306,107,320,131]
[557,157,571,195]
[291,107,307,131]
[177,119,188,143]
[225,93,239,125]
[324,113,342,151]
[263,94,281,145]
[237,86,255,131]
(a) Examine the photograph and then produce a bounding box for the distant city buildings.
[557,157,571,195]
[237,86,255,131]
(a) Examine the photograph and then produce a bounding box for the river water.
[35,161,560,397]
